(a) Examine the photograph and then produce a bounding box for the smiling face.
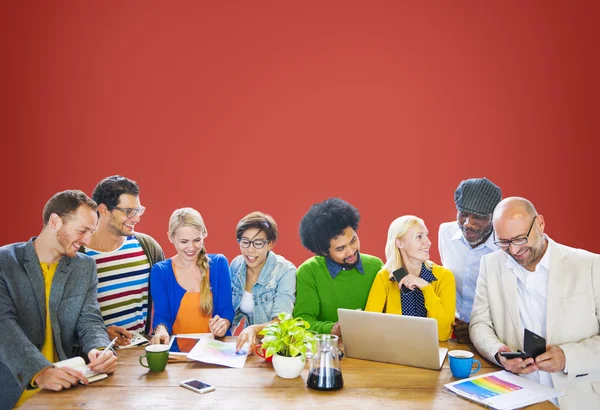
[327,227,360,267]
[170,225,205,263]
[457,211,493,248]
[239,228,272,271]
[56,205,98,257]
[494,213,546,271]
[396,222,431,265]
[107,194,142,237]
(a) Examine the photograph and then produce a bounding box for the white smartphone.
[180,379,216,394]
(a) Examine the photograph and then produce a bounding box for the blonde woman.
[150,208,234,346]
[365,215,455,341]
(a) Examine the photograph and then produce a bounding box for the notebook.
[53,357,108,383]
[337,308,447,370]
[444,370,563,409]
[114,332,149,350]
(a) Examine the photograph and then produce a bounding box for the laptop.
[337,308,448,370]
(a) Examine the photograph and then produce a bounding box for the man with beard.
[470,197,600,409]
[293,198,383,336]
[0,190,117,409]
[438,177,501,343]
[82,176,164,347]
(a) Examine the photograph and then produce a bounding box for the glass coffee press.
[307,334,344,390]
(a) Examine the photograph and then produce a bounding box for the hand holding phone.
[391,268,412,294]
[499,351,528,360]
[180,379,215,394]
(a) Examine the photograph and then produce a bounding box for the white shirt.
[438,221,499,321]
[506,236,556,400]
[239,290,254,315]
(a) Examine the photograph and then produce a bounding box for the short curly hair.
[299,197,361,255]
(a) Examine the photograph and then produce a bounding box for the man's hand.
[150,325,170,345]
[88,348,117,374]
[535,345,566,373]
[209,315,231,338]
[331,322,342,338]
[497,345,538,375]
[107,325,132,347]
[236,325,260,352]
[35,366,88,391]
[452,319,471,344]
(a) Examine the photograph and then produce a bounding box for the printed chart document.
[54,357,108,383]
[186,337,250,369]
[445,370,563,410]
[114,332,148,350]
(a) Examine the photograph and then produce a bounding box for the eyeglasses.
[112,206,146,219]
[493,216,537,249]
[238,238,268,249]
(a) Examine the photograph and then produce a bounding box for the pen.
[97,337,118,360]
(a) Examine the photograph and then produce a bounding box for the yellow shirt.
[365,263,456,341]
[15,262,58,407]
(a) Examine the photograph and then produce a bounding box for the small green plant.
[259,312,316,358]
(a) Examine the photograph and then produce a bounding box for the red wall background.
[1,1,598,267]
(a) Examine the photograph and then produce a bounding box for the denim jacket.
[230,251,296,327]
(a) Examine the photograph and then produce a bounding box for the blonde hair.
[168,208,212,315]
[384,215,433,273]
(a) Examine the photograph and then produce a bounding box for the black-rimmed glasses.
[112,206,146,219]
[493,216,537,249]
[238,238,268,249]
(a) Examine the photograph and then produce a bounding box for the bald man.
[470,197,600,409]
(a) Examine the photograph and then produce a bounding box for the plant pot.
[272,353,305,379]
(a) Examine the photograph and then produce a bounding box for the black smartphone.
[391,268,412,294]
[524,329,546,359]
[499,351,527,360]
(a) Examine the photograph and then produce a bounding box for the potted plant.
[258,312,317,379]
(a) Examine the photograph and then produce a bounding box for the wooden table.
[23,338,555,409]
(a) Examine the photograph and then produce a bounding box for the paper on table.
[444,370,563,410]
[115,332,148,350]
[54,357,108,383]
[186,338,250,368]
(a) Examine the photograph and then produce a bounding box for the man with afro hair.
[292,198,383,336]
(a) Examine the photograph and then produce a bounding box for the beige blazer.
[470,238,600,410]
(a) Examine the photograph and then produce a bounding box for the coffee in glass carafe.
[307,334,344,390]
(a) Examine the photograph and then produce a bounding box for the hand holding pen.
[107,325,133,346]
[87,337,118,374]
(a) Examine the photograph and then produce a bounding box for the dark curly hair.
[92,175,140,210]
[299,197,360,255]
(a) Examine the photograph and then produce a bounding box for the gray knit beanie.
[454,178,502,217]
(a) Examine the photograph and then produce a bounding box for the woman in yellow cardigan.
[365,215,456,341]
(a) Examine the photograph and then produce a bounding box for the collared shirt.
[326,254,364,279]
[400,264,437,317]
[438,221,499,321]
[506,236,555,396]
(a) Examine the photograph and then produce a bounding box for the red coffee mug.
[255,344,273,362]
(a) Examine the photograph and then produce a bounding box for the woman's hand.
[399,273,428,291]
[209,315,231,338]
[236,325,260,352]
[150,324,170,345]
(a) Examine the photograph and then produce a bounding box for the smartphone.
[391,267,412,294]
[180,379,215,394]
[499,351,528,360]
[524,329,546,359]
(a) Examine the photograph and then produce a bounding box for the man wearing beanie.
[438,177,502,344]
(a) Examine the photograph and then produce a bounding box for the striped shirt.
[85,236,150,332]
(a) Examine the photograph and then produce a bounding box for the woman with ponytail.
[150,208,234,346]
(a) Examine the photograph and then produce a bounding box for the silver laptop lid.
[337,308,447,370]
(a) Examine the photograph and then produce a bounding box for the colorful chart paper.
[452,375,523,400]
[186,338,250,368]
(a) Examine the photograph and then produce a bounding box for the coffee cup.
[255,344,273,362]
[139,344,169,372]
[448,350,481,378]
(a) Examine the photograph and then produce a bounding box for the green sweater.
[293,253,383,334]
